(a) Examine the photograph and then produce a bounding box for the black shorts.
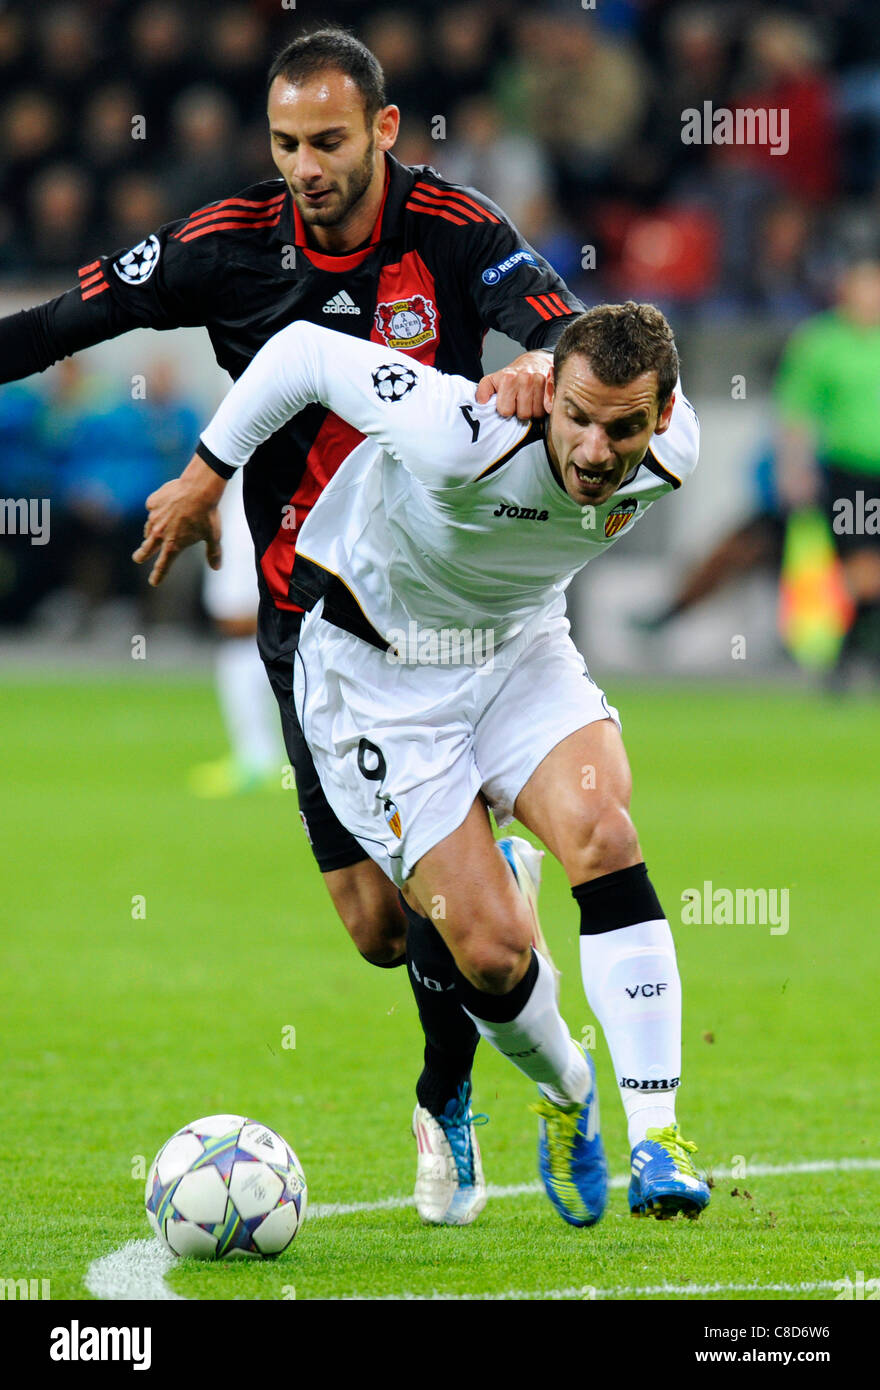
[263,638,369,875]
[822,463,880,559]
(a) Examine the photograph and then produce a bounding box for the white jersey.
[200,321,699,657]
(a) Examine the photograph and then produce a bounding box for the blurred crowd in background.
[0,356,200,629]
[2,0,880,314]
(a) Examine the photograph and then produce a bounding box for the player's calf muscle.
[323,862,406,963]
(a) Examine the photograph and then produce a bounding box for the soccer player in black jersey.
[0,29,584,1224]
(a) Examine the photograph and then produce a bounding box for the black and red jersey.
[0,152,584,661]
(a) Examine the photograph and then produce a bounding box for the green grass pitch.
[0,673,877,1301]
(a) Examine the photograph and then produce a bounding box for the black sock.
[572,862,664,934]
[399,894,479,1115]
[453,949,539,1022]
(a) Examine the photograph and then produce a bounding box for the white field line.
[338,1280,841,1301]
[310,1156,880,1219]
[85,1156,880,1302]
[85,1238,183,1301]
[84,1244,843,1302]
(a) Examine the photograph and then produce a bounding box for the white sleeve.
[651,382,700,486]
[198,320,528,488]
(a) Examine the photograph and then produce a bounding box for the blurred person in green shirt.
[775,258,880,680]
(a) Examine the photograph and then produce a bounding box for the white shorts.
[293,602,620,886]
[202,469,259,621]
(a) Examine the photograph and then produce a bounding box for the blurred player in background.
[775,257,880,684]
[636,448,786,632]
[190,469,284,798]
[0,27,584,1224]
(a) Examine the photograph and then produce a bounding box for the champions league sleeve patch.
[113,235,161,285]
[481,250,537,285]
[372,363,418,402]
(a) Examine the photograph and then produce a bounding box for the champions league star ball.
[113,234,161,284]
[371,362,418,401]
[145,1114,307,1259]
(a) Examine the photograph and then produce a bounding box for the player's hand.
[476,349,552,418]
[133,454,226,587]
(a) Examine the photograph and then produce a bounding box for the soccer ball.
[145,1113,307,1259]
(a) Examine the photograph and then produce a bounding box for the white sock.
[461,952,590,1106]
[579,918,681,1147]
[215,637,281,774]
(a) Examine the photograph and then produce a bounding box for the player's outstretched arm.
[0,222,211,385]
[132,454,225,587]
[198,320,527,490]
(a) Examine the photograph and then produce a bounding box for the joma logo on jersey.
[374,295,436,349]
[492,502,549,522]
[604,500,638,537]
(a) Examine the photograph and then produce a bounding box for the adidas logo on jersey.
[322,291,360,315]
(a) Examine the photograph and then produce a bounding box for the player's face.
[268,71,396,229]
[838,261,880,327]
[544,356,674,507]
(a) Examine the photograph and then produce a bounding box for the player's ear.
[543,365,556,416]
[654,391,675,435]
[375,104,400,151]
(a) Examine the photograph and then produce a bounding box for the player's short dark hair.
[267,27,386,124]
[554,302,679,409]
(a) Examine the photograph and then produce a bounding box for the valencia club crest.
[383,797,403,839]
[604,499,638,538]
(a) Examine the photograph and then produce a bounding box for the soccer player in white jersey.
[141,302,711,1225]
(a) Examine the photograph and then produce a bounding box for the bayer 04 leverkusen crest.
[374,296,437,350]
[604,499,638,538]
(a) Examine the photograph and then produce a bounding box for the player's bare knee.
[459,946,526,995]
[359,944,406,967]
[455,921,531,994]
[568,804,641,879]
